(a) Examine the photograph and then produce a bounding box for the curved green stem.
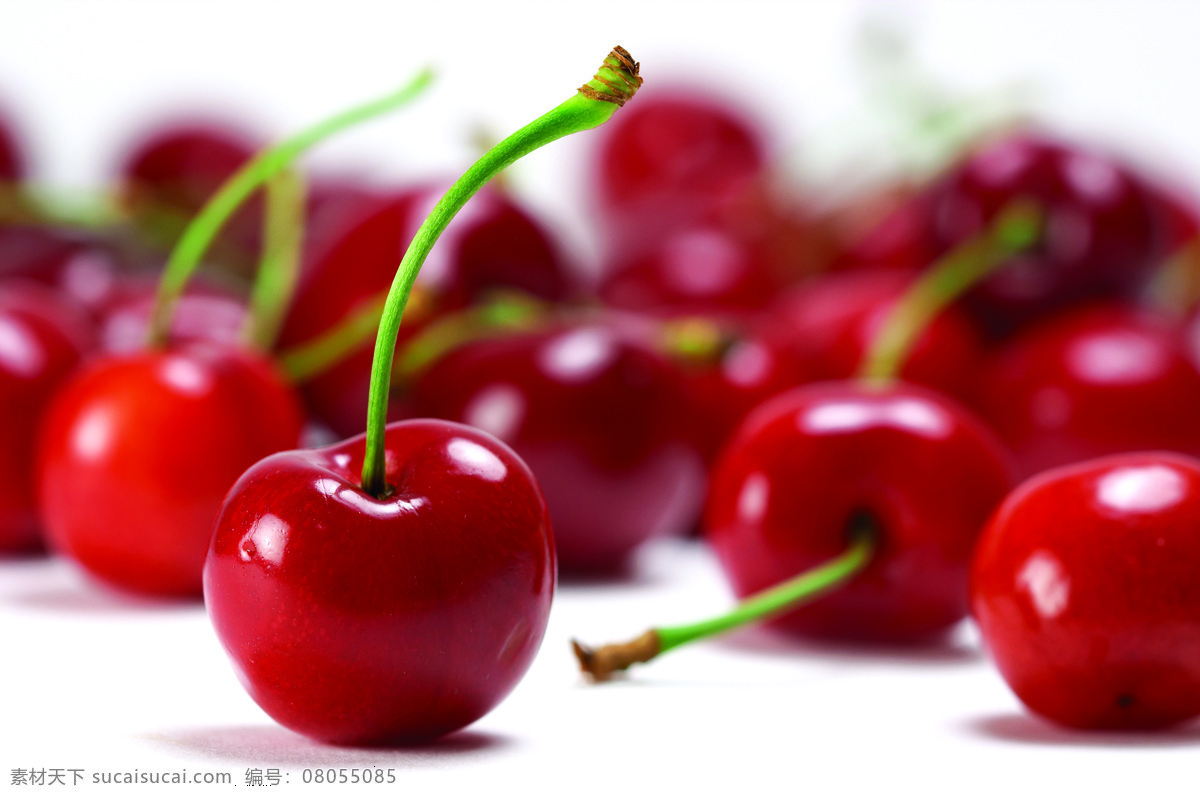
[359,46,642,497]
[858,200,1041,382]
[242,171,306,349]
[572,535,875,682]
[143,67,435,348]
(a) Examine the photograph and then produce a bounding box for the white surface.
[2,539,1197,800]
[3,2,1200,797]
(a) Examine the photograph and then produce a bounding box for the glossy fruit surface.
[37,343,302,595]
[0,282,93,553]
[279,186,571,436]
[972,452,1200,729]
[411,319,706,572]
[979,305,1200,476]
[927,132,1166,332]
[705,381,1015,640]
[760,269,984,404]
[205,419,555,744]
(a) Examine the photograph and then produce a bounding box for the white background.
[2,1,1200,798]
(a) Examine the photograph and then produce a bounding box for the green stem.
[359,46,642,497]
[858,200,1042,382]
[143,67,435,348]
[242,171,306,349]
[572,536,875,682]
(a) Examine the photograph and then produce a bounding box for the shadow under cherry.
[964,713,1200,748]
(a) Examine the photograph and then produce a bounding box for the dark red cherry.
[978,304,1200,477]
[705,381,1016,640]
[0,105,24,182]
[36,342,303,596]
[760,269,984,404]
[592,89,766,256]
[972,452,1200,729]
[0,281,93,554]
[599,226,786,317]
[116,119,263,271]
[409,318,706,573]
[278,186,573,436]
[205,419,555,744]
[927,132,1167,333]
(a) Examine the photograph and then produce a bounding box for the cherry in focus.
[972,452,1200,729]
[705,381,1015,640]
[410,318,707,573]
[37,342,302,596]
[0,281,93,554]
[978,304,1200,477]
[205,419,554,744]
[926,132,1168,333]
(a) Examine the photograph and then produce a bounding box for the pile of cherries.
[4,61,1200,746]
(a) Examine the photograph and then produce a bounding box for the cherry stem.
[858,200,1042,382]
[572,535,875,683]
[142,67,435,348]
[391,292,548,386]
[242,171,306,350]
[359,46,643,498]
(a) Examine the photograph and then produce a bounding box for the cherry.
[97,276,248,354]
[760,268,984,404]
[705,381,1015,640]
[971,452,1200,729]
[0,105,23,182]
[278,185,573,436]
[978,304,1200,477]
[926,132,1167,333]
[0,281,93,554]
[36,342,302,595]
[410,317,706,572]
[205,419,553,743]
[591,89,766,257]
[599,225,786,317]
[116,118,268,277]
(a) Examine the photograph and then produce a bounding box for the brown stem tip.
[571,630,661,683]
[579,45,643,106]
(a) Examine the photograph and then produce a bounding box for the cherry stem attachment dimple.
[358,46,643,498]
[242,171,306,350]
[142,68,435,348]
[858,200,1042,383]
[572,535,875,683]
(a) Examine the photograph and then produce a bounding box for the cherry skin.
[204,419,554,744]
[978,304,1200,477]
[971,452,1200,729]
[0,105,23,181]
[705,381,1016,640]
[409,318,707,573]
[278,185,573,436]
[759,269,985,405]
[36,342,302,596]
[926,132,1167,333]
[591,90,766,258]
[0,281,94,553]
[599,225,786,317]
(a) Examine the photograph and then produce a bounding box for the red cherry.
[599,226,786,317]
[978,304,1200,477]
[95,275,248,354]
[971,452,1200,729]
[204,419,554,744]
[279,186,573,436]
[0,281,93,553]
[927,132,1167,333]
[410,319,706,572]
[0,105,23,181]
[705,381,1015,640]
[592,90,766,256]
[761,269,984,404]
[36,342,302,596]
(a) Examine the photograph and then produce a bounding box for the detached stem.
[359,46,642,497]
[858,200,1042,382]
[143,68,435,348]
[572,536,875,682]
[242,171,306,350]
